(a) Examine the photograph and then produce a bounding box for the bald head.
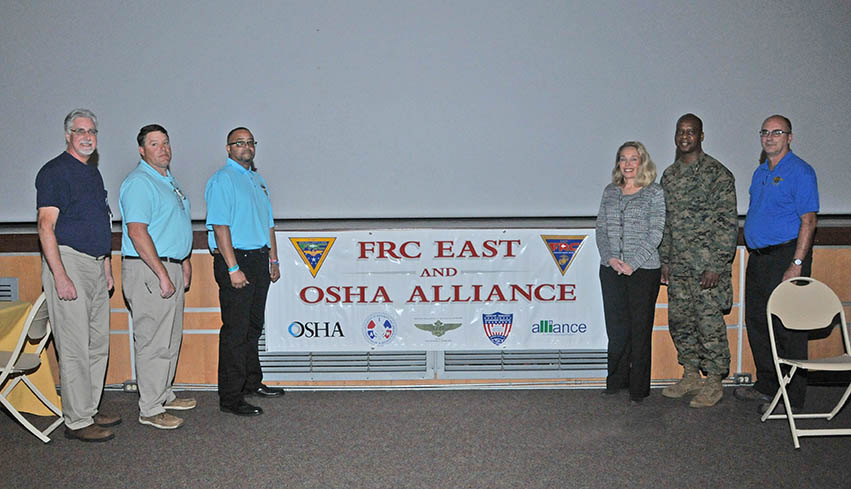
[760,114,793,165]
[763,114,791,133]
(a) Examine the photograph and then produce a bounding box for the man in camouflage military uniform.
[659,113,738,408]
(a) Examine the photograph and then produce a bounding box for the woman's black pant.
[599,265,661,399]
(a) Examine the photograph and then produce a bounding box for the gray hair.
[63,108,98,134]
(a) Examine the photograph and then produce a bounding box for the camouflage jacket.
[659,152,738,276]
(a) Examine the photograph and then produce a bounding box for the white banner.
[265,229,605,352]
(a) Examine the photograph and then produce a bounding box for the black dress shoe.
[220,401,264,416]
[248,384,285,397]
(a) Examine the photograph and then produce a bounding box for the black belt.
[213,246,269,255]
[123,255,183,264]
[748,239,795,256]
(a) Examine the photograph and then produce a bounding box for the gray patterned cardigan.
[594,182,666,270]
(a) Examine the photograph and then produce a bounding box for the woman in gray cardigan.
[595,141,665,403]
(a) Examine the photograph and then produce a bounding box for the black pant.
[214,249,271,407]
[745,244,811,408]
[599,265,661,399]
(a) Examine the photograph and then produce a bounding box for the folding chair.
[760,277,851,448]
[0,293,63,442]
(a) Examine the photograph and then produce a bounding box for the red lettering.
[358,241,375,259]
[502,239,521,257]
[452,284,471,302]
[400,241,421,258]
[326,286,341,303]
[457,240,479,258]
[434,240,453,258]
[300,286,322,304]
[407,286,428,303]
[481,240,499,258]
[558,283,576,301]
[485,284,506,302]
[358,241,417,259]
[534,284,555,301]
[511,284,533,301]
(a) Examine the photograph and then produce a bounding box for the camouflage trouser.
[667,273,730,376]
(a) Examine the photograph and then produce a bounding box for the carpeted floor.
[2,385,850,488]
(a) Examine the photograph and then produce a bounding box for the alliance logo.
[482,312,513,346]
[541,235,586,276]
[531,320,587,335]
[414,319,462,338]
[288,321,345,338]
[290,237,336,277]
[362,313,396,346]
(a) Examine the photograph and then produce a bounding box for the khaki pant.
[122,259,185,417]
[42,246,110,430]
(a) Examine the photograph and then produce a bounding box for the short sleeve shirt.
[205,158,274,251]
[119,160,192,259]
[744,151,819,249]
[35,151,112,257]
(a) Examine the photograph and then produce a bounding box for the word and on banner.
[264,229,605,352]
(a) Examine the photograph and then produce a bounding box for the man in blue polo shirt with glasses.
[735,115,819,415]
[205,127,282,417]
[120,124,195,430]
[37,108,118,442]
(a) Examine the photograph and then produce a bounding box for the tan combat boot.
[689,374,724,408]
[662,365,702,398]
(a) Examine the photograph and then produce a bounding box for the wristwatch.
[792,258,803,266]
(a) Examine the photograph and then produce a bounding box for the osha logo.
[531,320,587,334]
[288,321,345,338]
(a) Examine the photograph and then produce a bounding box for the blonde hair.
[612,141,656,187]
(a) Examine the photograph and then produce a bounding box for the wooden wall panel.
[0,254,43,303]
[813,248,851,299]
[650,330,679,379]
[175,334,219,384]
[184,312,222,331]
[809,326,846,358]
[106,332,132,385]
[185,252,220,308]
[651,329,752,381]
[2,242,849,387]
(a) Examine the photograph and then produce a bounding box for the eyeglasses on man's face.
[227,140,257,147]
[759,129,789,138]
[69,128,98,136]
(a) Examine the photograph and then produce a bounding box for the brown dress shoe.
[64,424,115,442]
[94,412,122,427]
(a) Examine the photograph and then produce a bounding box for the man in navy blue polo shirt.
[36,108,118,442]
[205,127,282,417]
[735,115,819,414]
[120,124,195,430]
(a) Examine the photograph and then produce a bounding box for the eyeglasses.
[759,129,790,138]
[227,140,257,147]
[169,180,186,210]
[69,128,98,136]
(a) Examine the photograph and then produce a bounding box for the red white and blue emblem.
[483,312,513,346]
[541,235,586,276]
[363,313,396,346]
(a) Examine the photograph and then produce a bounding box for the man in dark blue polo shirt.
[36,108,119,442]
[735,115,819,414]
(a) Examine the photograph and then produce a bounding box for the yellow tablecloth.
[0,301,62,416]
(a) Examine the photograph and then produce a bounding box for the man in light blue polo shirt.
[205,126,282,417]
[119,124,195,430]
[735,115,819,414]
